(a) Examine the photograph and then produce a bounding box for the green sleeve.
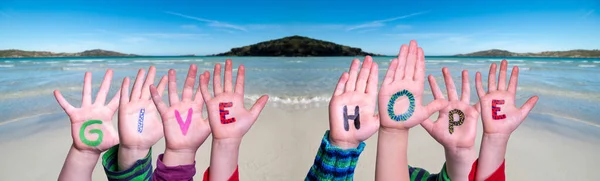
[408,163,451,181]
[305,130,366,181]
[102,145,153,181]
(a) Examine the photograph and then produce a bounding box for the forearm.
[209,138,241,181]
[163,149,197,166]
[58,145,100,181]
[444,147,477,181]
[118,146,150,170]
[375,128,409,181]
[476,134,509,181]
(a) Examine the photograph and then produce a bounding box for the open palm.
[328,56,380,149]
[422,68,478,149]
[119,66,167,150]
[199,59,268,141]
[150,64,211,151]
[53,70,120,153]
[378,40,447,130]
[476,60,538,135]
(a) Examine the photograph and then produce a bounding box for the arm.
[198,59,269,181]
[375,40,447,181]
[55,70,120,181]
[474,60,538,181]
[305,56,380,180]
[420,68,478,181]
[149,64,213,180]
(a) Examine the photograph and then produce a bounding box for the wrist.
[163,148,197,166]
[71,144,101,158]
[329,139,360,149]
[117,146,150,170]
[380,127,409,135]
[482,133,510,145]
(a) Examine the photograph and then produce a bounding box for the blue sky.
[0,0,598,55]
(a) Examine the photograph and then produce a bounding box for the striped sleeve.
[102,145,153,181]
[305,130,366,181]
[408,163,451,181]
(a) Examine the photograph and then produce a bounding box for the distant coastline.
[456,49,600,58]
[0,49,137,58]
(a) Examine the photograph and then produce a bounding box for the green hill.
[213,35,381,57]
[0,49,136,58]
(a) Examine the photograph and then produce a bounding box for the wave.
[245,95,330,105]
[68,59,105,63]
[107,63,131,66]
[428,60,459,63]
[0,64,14,68]
[488,59,503,62]
[66,63,86,66]
[462,63,485,66]
[287,60,304,63]
[593,61,600,64]
[508,59,525,62]
[578,64,596,68]
[4,61,11,63]
[154,62,174,65]
[533,61,548,64]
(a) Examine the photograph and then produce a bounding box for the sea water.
[0,56,599,139]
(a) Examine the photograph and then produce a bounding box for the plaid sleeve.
[102,145,153,181]
[408,163,451,181]
[305,130,366,181]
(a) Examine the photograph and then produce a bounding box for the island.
[212,35,381,57]
[456,49,600,58]
[0,49,136,58]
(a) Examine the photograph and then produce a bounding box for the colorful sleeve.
[152,154,197,181]
[102,145,153,181]
[305,130,366,181]
[407,163,451,181]
[202,166,240,181]
[468,158,505,181]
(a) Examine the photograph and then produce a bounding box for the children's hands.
[378,40,447,131]
[476,60,538,136]
[118,66,167,169]
[199,59,269,142]
[54,70,120,153]
[328,56,380,149]
[150,65,212,165]
[422,68,478,150]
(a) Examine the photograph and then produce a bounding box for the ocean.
[1,56,599,139]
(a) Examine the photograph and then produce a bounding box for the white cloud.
[138,33,207,38]
[165,11,247,31]
[347,11,429,31]
[0,10,9,18]
[582,9,595,19]
[121,37,149,44]
[395,25,412,30]
[180,24,200,31]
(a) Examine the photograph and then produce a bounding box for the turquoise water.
[1,56,599,136]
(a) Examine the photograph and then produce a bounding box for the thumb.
[425,99,448,116]
[420,118,436,136]
[519,96,539,120]
[250,95,269,121]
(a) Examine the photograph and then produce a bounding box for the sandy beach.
[1,105,599,180]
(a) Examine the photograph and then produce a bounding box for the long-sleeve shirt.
[102,145,239,181]
[305,131,451,181]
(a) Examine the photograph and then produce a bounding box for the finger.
[414,47,425,81]
[53,90,75,113]
[508,66,519,95]
[366,62,379,95]
[404,40,418,80]
[234,65,245,94]
[120,77,130,106]
[461,70,471,103]
[420,118,436,136]
[82,72,92,106]
[199,71,213,102]
[213,63,223,95]
[442,67,459,101]
[355,56,372,93]
[333,72,349,97]
[193,71,204,103]
[519,96,539,120]
[95,69,113,105]
[182,64,198,101]
[383,58,398,85]
[167,69,180,104]
[224,59,233,93]
[250,95,269,121]
[488,63,497,91]
[498,60,508,91]
[150,85,169,115]
[156,75,168,97]
[345,59,360,92]
[427,75,445,100]
[425,99,449,117]
[107,87,121,112]
[475,72,486,99]
[131,68,146,101]
[141,66,157,100]
[394,45,408,80]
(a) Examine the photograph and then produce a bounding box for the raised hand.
[328,56,379,149]
[150,64,211,166]
[55,70,120,181]
[422,68,478,150]
[199,59,268,181]
[422,68,478,181]
[117,66,167,169]
[378,40,447,130]
[54,70,120,153]
[475,60,538,135]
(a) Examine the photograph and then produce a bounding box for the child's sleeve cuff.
[102,145,153,181]
[305,130,365,181]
